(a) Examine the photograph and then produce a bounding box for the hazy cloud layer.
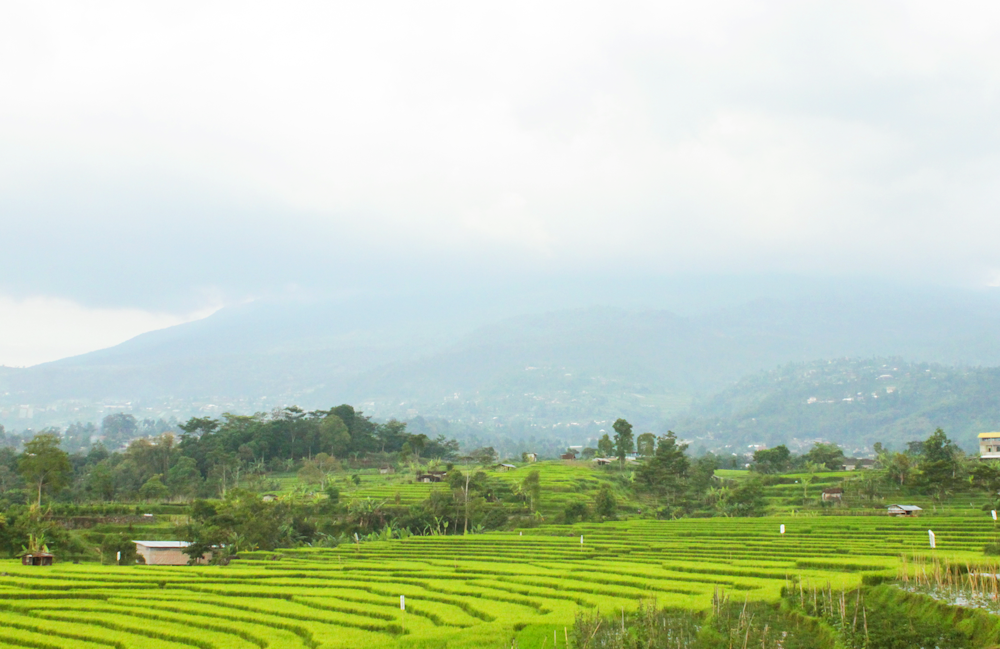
[2,1,1000,362]
[0,295,215,366]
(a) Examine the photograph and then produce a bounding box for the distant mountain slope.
[670,358,1000,454]
[2,286,1000,435]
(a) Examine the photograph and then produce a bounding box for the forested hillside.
[4,287,1000,436]
[672,358,1000,454]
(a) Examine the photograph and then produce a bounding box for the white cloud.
[1,0,1000,307]
[0,296,216,367]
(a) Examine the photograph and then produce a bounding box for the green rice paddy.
[326,461,632,518]
[1,513,995,649]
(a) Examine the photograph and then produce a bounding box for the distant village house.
[979,432,1000,460]
[887,505,922,517]
[133,540,211,566]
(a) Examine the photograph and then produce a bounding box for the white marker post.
[992,510,997,521]
[928,530,936,549]
[400,595,405,633]
[780,524,785,535]
[116,551,121,564]
[580,535,584,546]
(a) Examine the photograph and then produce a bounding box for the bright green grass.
[324,460,636,519]
[2,512,997,648]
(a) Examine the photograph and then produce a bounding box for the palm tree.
[801,461,820,503]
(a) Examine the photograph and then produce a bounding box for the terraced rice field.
[344,462,629,517]
[1,514,995,648]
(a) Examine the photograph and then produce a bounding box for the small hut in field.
[821,487,844,502]
[887,504,922,517]
[133,540,211,566]
[21,552,54,566]
[19,535,53,566]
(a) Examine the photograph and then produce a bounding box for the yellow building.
[978,432,1000,460]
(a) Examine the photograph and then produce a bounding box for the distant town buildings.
[979,432,1000,460]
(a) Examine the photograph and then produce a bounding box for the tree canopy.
[18,433,72,506]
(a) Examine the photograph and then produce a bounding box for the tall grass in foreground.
[899,555,1000,614]
[572,578,1000,649]
[571,590,829,649]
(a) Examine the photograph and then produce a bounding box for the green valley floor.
[0,514,995,648]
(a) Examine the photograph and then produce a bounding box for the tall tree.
[920,428,962,501]
[597,434,615,458]
[315,415,351,457]
[86,462,116,501]
[800,461,820,503]
[375,419,408,454]
[882,452,911,487]
[636,432,690,506]
[18,433,72,506]
[804,443,845,471]
[717,478,767,517]
[522,470,541,512]
[594,483,617,520]
[752,445,791,474]
[138,475,170,503]
[636,433,656,458]
[101,413,138,448]
[971,461,1000,499]
[612,418,634,469]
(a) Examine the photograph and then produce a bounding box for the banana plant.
[19,533,49,557]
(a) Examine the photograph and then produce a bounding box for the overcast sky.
[2,1,1000,366]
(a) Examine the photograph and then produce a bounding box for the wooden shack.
[21,552,54,566]
[821,488,844,502]
[887,504,922,517]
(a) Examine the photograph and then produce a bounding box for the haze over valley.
[3,2,1000,458]
[3,279,999,456]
